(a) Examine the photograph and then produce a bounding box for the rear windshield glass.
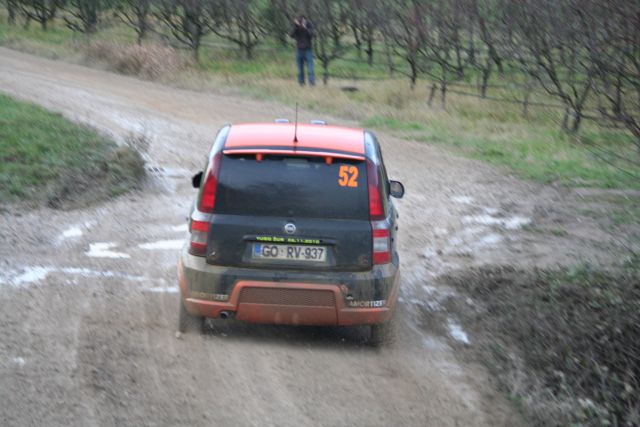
[216,155,369,220]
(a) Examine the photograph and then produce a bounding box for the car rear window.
[215,155,369,220]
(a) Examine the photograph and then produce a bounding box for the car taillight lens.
[367,159,384,221]
[367,159,390,264]
[198,152,222,213]
[189,220,209,256]
[372,221,391,264]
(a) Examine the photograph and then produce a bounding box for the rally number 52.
[338,165,358,188]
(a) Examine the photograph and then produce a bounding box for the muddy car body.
[178,121,404,341]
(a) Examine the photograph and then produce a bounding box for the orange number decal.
[338,165,358,187]
[347,166,358,187]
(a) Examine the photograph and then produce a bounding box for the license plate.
[253,243,327,262]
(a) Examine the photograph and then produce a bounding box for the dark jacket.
[290,20,314,50]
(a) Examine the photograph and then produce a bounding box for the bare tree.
[578,0,640,148]
[15,0,60,30]
[380,0,426,89]
[262,0,290,47]
[155,0,210,61]
[206,0,265,60]
[347,0,380,66]
[63,0,107,34]
[6,0,19,24]
[469,0,506,97]
[418,0,473,107]
[508,0,595,133]
[114,0,151,44]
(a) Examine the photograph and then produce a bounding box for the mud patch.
[0,265,161,288]
[461,214,531,230]
[442,264,640,427]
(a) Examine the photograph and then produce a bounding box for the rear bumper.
[178,248,400,326]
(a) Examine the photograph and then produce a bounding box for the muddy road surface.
[1,48,630,426]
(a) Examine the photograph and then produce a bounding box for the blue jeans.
[296,48,315,86]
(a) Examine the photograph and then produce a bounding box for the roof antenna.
[293,102,299,144]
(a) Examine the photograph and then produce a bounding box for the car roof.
[223,123,366,160]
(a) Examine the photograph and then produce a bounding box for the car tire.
[178,299,203,333]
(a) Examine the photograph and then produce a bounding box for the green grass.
[1,14,638,190]
[0,93,144,207]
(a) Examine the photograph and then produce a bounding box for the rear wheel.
[178,299,203,333]
[369,306,399,347]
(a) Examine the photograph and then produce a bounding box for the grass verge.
[0,93,145,209]
[444,262,640,426]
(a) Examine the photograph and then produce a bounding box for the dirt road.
[1,47,630,426]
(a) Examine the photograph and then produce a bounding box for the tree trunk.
[569,111,582,134]
[245,45,253,60]
[409,59,417,90]
[427,83,437,107]
[440,81,447,109]
[193,40,201,62]
[522,90,530,117]
[366,37,373,66]
[480,65,490,98]
[137,16,147,44]
[352,24,361,58]
[8,0,16,24]
[384,38,394,75]
[561,109,570,131]
[323,61,329,85]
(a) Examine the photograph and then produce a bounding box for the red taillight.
[368,159,391,264]
[189,220,209,256]
[198,152,222,213]
[367,159,384,220]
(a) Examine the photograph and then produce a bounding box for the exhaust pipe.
[219,311,230,319]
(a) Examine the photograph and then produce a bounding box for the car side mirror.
[192,171,203,188]
[389,180,405,199]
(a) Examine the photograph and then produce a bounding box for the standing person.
[290,15,315,86]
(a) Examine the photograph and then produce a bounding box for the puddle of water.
[9,267,53,287]
[61,227,83,239]
[478,233,502,246]
[447,318,470,345]
[58,267,151,282]
[462,214,530,230]
[138,239,184,250]
[171,224,188,233]
[12,357,26,367]
[144,286,179,294]
[433,227,448,236]
[86,242,130,259]
[1,265,162,288]
[422,336,446,350]
[451,196,474,205]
